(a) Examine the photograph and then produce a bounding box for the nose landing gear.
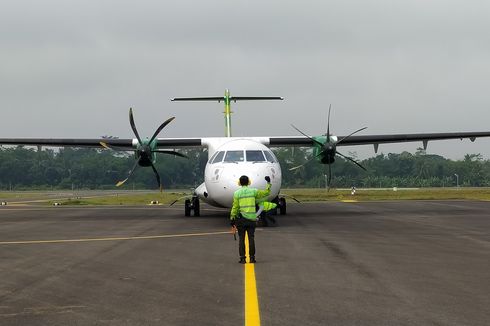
[184,196,200,217]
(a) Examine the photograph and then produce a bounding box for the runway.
[0,201,489,325]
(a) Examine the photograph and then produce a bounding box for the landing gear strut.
[184,196,200,217]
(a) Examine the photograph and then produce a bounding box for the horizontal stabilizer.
[231,96,283,101]
[172,96,283,102]
[172,97,223,102]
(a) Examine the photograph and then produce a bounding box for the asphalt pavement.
[0,201,489,325]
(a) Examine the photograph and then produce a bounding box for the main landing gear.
[277,197,286,215]
[184,196,200,217]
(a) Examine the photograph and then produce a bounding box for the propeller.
[290,105,367,189]
[101,108,188,191]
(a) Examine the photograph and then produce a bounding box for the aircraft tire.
[258,212,268,227]
[184,199,191,216]
[279,197,286,215]
[193,197,200,217]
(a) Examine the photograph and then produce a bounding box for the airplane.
[1,89,490,219]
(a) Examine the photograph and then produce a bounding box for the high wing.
[2,131,490,150]
[0,138,202,149]
[268,130,490,188]
[0,138,133,148]
[269,131,490,150]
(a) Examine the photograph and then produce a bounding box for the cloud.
[1,0,490,159]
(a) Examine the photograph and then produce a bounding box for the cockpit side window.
[246,150,266,162]
[208,152,218,163]
[263,151,277,163]
[224,150,244,163]
[211,151,225,164]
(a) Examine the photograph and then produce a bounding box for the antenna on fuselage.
[171,89,283,137]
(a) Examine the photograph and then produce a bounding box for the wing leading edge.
[2,132,490,150]
[269,131,490,150]
[0,138,203,149]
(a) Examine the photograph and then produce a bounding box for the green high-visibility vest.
[230,184,271,221]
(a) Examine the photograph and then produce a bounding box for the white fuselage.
[194,138,282,208]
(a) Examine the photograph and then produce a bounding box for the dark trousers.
[237,218,256,258]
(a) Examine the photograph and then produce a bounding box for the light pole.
[454,174,459,188]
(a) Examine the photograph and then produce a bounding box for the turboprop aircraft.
[1,89,490,218]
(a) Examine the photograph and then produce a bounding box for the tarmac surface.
[0,201,489,325]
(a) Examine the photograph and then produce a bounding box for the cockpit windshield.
[212,150,276,163]
[246,150,266,162]
[224,150,244,163]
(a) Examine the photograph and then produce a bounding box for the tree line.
[0,146,488,190]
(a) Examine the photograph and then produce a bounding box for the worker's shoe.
[239,257,246,264]
[249,256,256,263]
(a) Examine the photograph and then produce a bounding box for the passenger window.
[264,151,276,163]
[211,151,225,164]
[224,150,244,162]
[246,150,266,162]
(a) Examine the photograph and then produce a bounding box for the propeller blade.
[116,160,139,187]
[289,157,315,171]
[152,150,188,159]
[336,151,367,171]
[129,108,143,145]
[291,145,336,170]
[100,142,136,152]
[279,193,301,203]
[150,161,162,192]
[149,117,176,144]
[291,124,324,147]
[169,195,192,206]
[289,147,325,170]
[326,104,331,143]
[337,127,368,144]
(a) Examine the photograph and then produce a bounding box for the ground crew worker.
[230,175,272,264]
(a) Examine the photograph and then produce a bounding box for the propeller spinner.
[100,108,187,191]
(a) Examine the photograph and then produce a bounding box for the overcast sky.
[1,0,490,159]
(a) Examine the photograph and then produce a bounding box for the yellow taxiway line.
[244,233,260,326]
[0,231,230,245]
